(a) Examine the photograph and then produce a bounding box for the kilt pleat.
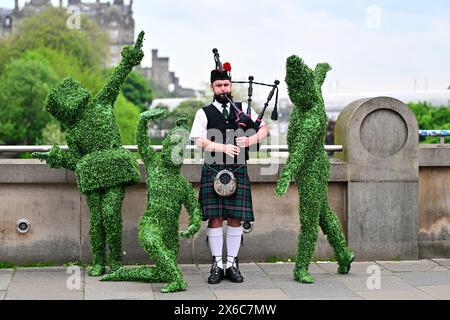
[199,164,254,222]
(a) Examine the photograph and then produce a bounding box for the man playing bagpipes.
[189,49,274,284]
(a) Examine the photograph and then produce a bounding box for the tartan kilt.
[199,164,254,222]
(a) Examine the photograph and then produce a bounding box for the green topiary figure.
[32,32,146,277]
[275,55,355,284]
[100,108,202,293]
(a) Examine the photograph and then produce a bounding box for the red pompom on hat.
[223,62,232,72]
[211,62,232,83]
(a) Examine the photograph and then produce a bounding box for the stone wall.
[1,97,450,264]
[0,160,347,264]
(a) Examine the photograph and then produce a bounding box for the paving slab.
[153,289,216,300]
[14,267,68,272]
[5,291,84,300]
[276,274,359,300]
[376,260,447,272]
[236,263,265,272]
[355,289,435,300]
[154,292,217,300]
[257,263,294,275]
[85,290,154,300]
[197,263,264,273]
[0,269,14,274]
[417,285,450,300]
[183,274,211,287]
[151,282,211,293]
[309,263,329,274]
[267,273,295,283]
[266,268,327,283]
[431,259,450,267]
[2,260,450,300]
[9,269,83,292]
[337,275,416,292]
[317,261,393,276]
[315,297,365,300]
[179,264,202,275]
[12,269,76,282]
[395,271,450,286]
[85,276,154,300]
[213,289,288,300]
[198,264,214,273]
[7,282,83,294]
[204,272,278,290]
[0,272,13,291]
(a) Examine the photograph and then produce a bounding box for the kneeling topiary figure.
[32,32,146,276]
[101,109,201,293]
[275,55,355,283]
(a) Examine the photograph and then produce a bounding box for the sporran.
[213,169,237,197]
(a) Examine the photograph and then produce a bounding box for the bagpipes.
[212,48,279,132]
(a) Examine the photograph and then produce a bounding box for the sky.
[1,0,450,98]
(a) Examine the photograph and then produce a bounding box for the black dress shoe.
[225,257,244,283]
[208,258,225,284]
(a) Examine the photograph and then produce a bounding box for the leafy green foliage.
[30,47,105,94]
[121,71,153,112]
[0,53,59,144]
[39,121,67,145]
[275,55,354,283]
[115,94,141,145]
[409,102,450,143]
[0,7,108,72]
[168,99,204,128]
[0,261,16,269]
[0,8,140,147]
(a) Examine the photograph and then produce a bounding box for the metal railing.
[0,131,447,153]
[0,145,344,153]
[419,130,450,146]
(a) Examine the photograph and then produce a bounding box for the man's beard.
[214,93,232,104]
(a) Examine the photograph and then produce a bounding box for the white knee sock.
[226,225,243,269]
[207,227,223,269]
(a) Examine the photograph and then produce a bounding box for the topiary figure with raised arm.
[275,55,355,283]
[32,31,146,276]
[101,109,201,293]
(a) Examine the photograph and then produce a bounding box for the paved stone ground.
[1,259,449,300]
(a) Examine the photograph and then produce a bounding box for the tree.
[121,71,153,112]
[114,94,141,145]
[0,7,143,147]
[0,53,59,145]
[168,99,204,128]
[8,7,108,71]
[30,47,105,94]
[40,121,66,145]
[408,102,450,143]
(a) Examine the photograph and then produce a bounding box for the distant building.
[0,0,195,97]
[0,7,13,38]
[0,0,134,67]
[67,0,135,67]
[137,49,196,98]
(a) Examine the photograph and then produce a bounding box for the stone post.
[335,97,419,260]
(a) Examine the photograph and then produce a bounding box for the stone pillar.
[335,97,419,260]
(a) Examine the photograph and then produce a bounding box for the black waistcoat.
[203,103,250,165]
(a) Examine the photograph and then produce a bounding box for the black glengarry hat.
[211,61,232,83]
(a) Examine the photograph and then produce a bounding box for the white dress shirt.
[189,100,266,140]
